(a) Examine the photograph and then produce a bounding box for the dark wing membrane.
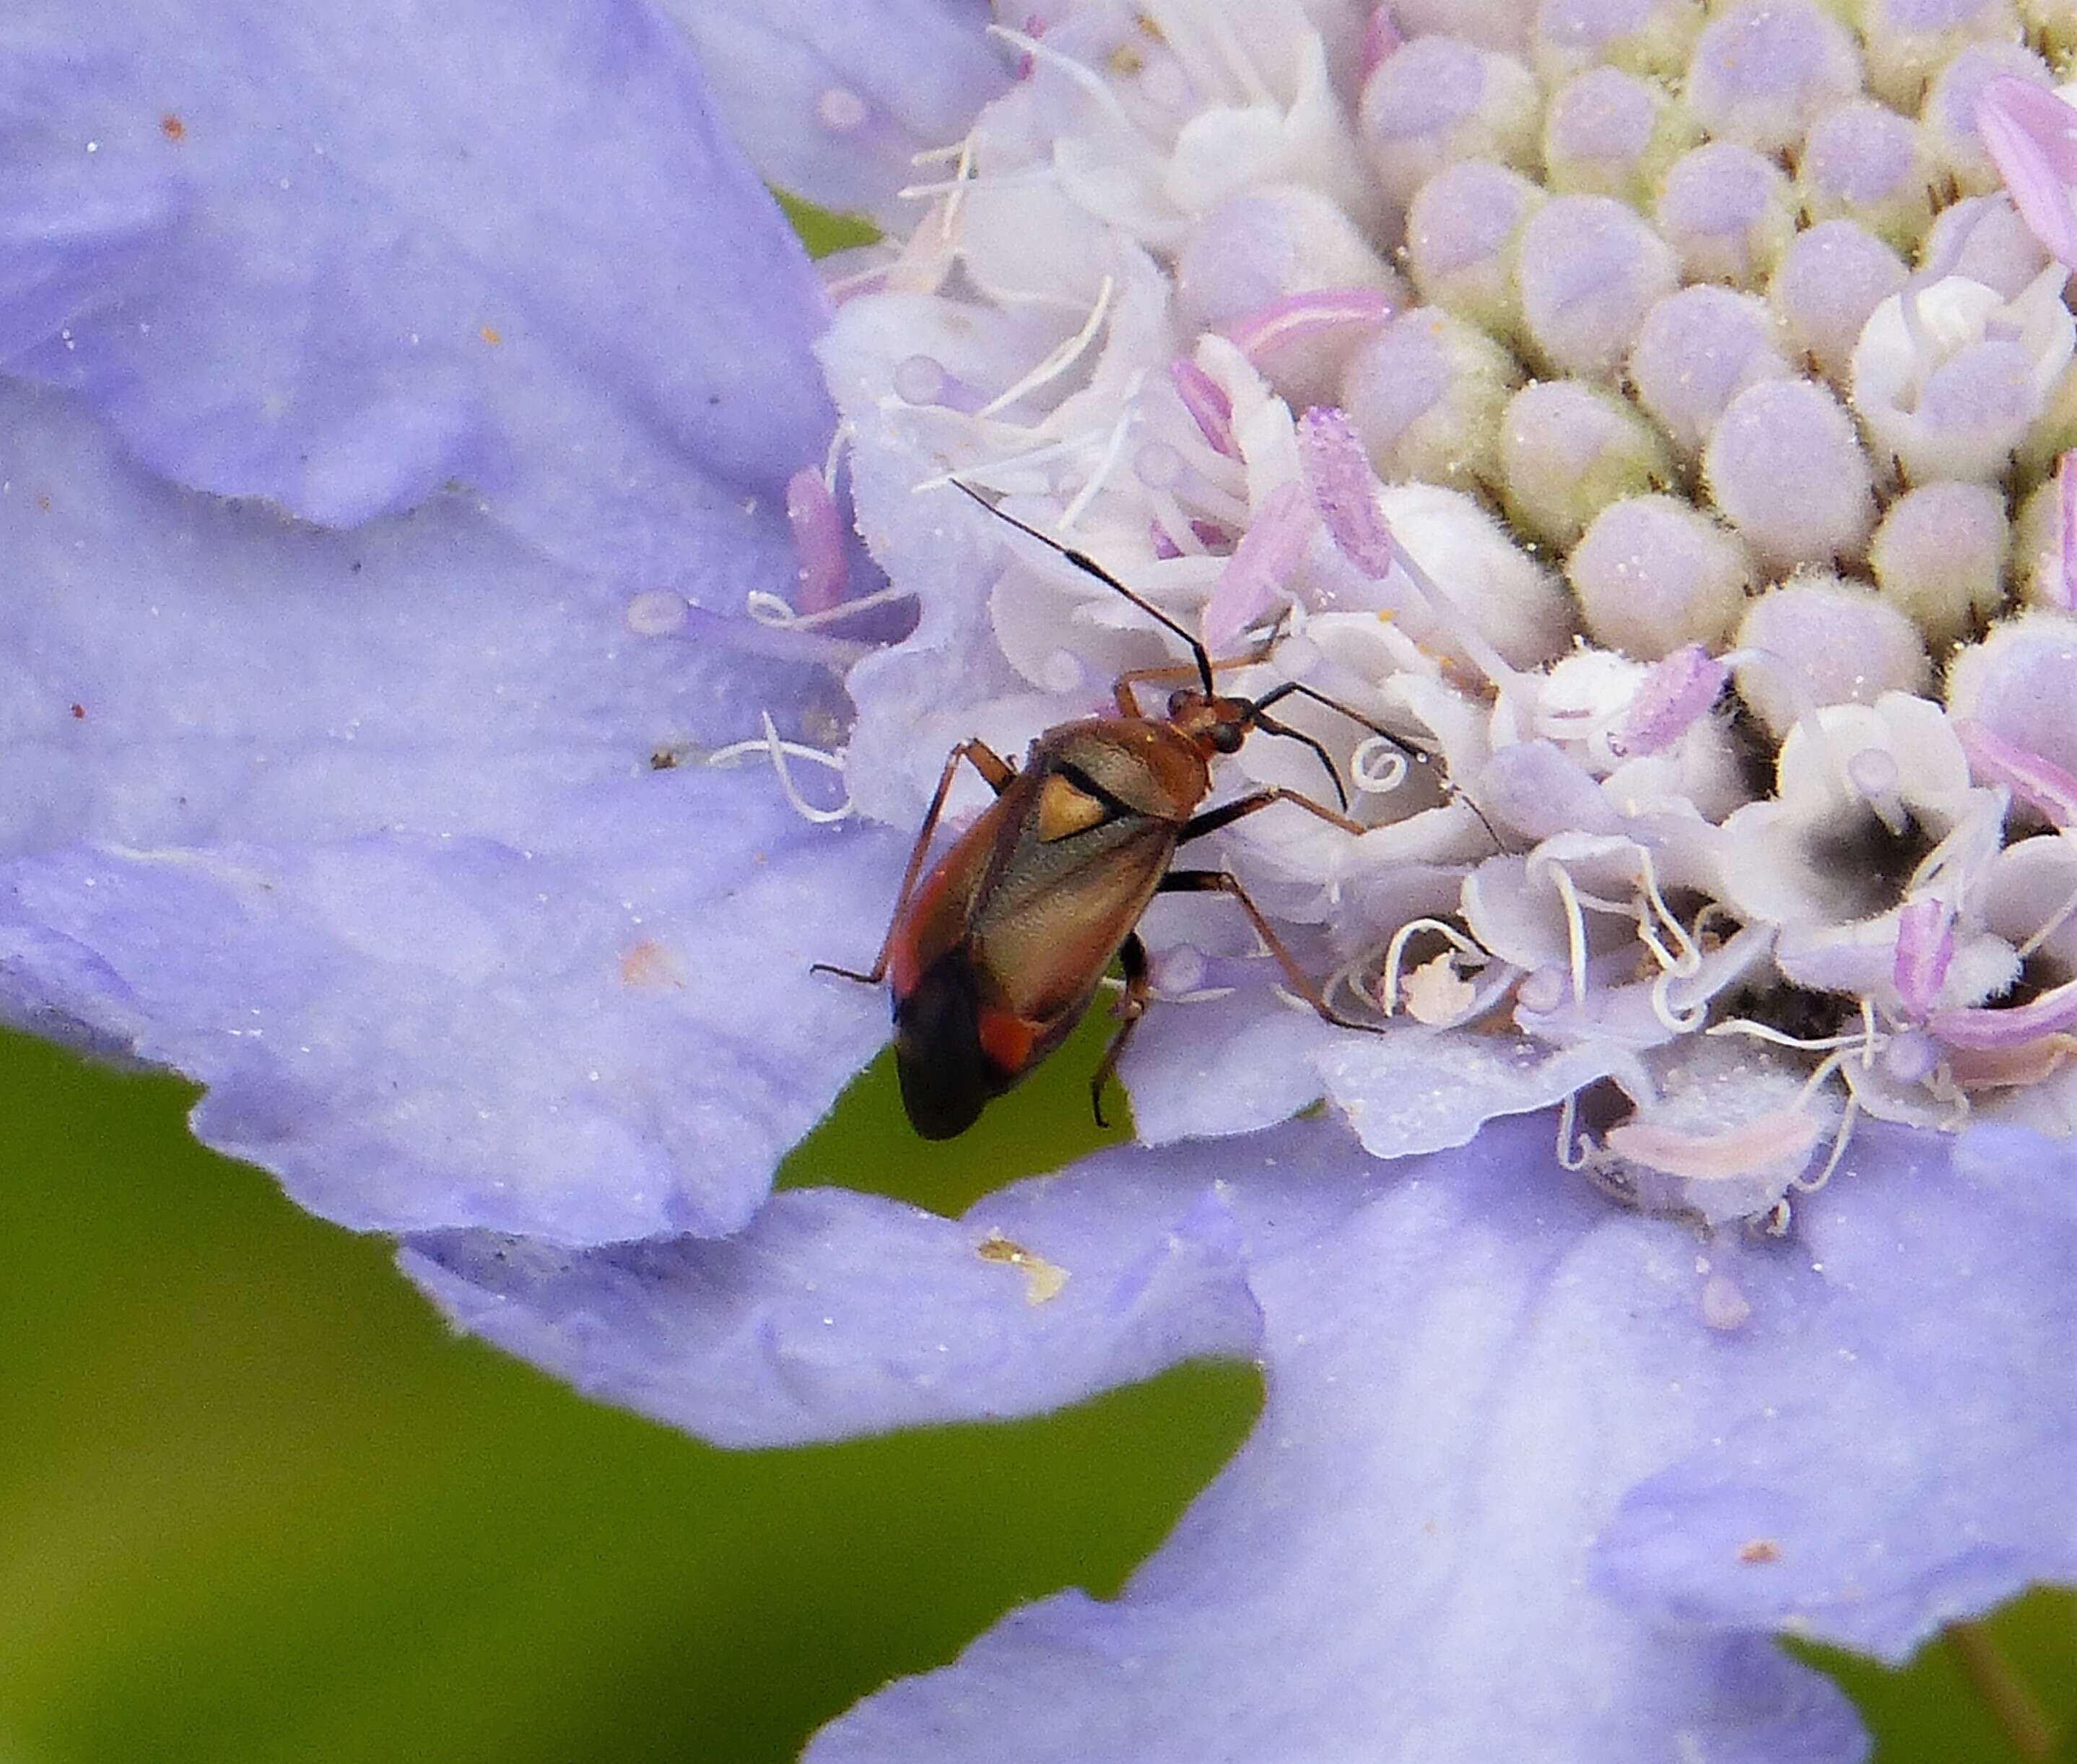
[892,949,991,1139]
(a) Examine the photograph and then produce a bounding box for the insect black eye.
[1211,724,1245,754]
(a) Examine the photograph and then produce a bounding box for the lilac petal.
[401,1122,1376,1448]
[1609,644,1730,758]
[2060,448,2077,611]
[1953,717,2077,826]
[0,0,835,583]
[660,0,1004,226]
[1892,898,1954,1022]
[0,386,891,1241]
[1930,973,2077,1051]
[808,1114,1907,1763]
[1975,74,2077,269]
[1595,1121,2077,1660]
[1202,481,1316,652]
[1170,357,1239,457]
[0,785,903,1242]
[785,466,850,614]
[1297,404,1396,576]
[1222,287,1395,363]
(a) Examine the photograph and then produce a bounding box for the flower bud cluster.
[818,0,2077,1222]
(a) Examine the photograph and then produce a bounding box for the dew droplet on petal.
[816,86,871,133]
[1703,378,1876,570]
[1700,1269,1754,1331]
[624,589,689,637]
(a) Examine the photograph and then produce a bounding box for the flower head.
[2,1,2073,1760]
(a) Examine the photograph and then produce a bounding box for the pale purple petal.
[1609,644,1730,758]
[1892,898,1954,1022]
[660,0,1005,225]
[1595,1121,2077,1660]
[1975,74,2077,269]
[1297,403,1396,576]
[0,381,889,1243]
[806,1113,2050,1763]
[0,0,836,585]
[402,1123,1372,1447]
[1202,481,1316,651]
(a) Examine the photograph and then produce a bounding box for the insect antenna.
[949,479,1216,694]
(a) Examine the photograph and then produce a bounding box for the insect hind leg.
[1087,932,1149,1128]
[811,737,1016,984]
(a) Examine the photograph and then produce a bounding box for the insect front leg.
[1159,869,1383,1034]
[812,738,1016,984]
[1087,932,1149,1128]
[1178,787,1367,842]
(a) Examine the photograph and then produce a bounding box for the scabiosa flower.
[2,4,2073,1763]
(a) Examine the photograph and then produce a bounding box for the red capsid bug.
[814,482,1406,1141]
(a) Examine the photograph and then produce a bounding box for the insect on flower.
[817,483,1405,1139]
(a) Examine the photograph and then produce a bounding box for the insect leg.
[1178,787,1367,843]
[811,739,1016,983]
[1087,932,1149,1128]
[1159,868,1383,1034]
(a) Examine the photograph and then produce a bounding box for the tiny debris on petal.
[977,1230,1070,1305]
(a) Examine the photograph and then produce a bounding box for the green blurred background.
[1,1020,2072,1763]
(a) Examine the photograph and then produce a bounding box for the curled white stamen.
[1529,857,1591,1006]
[1555,1090,1591,1170]
[707,713,853,824]
[988,26,1139,132]
[912,425,1118,492]
[1707,1018,1886,1054]
[977,276,1118,420]
[1350,736,1409,794]
[744,582,915,632]
[1790,1095,1860,1194]
[1377,917,1489,1017]
[1056,370,1146,530]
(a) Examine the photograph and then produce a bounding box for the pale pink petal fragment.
[1605,1108,1821,1181]
[1930,972,2077,1050]
[2058,450,2076,613]
[1170,357,1238,457]
[785,466,848,614]
[1607,645,1730,758]
[1297,404,1395,576]
[1893,898,1956,1022]
[1974,74,2077,270]
[1953,717,2077,826]
[1224,288,1394,365]
[1203,481,1317,651]
[1363,5,1403,79]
